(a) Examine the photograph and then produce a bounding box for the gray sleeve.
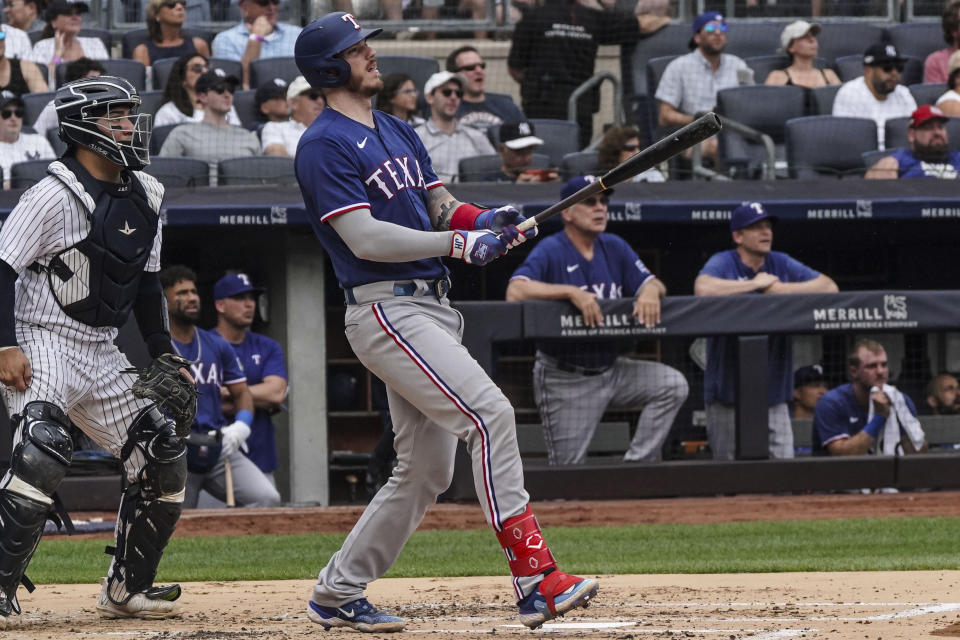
[329,207,454,262]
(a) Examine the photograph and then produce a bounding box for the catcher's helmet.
[55,75,151,170]
[294,12,382,89]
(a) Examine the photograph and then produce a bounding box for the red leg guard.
[495,506,557,578]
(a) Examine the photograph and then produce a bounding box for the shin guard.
[495,505,557,578]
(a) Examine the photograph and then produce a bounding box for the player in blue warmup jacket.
[293,11,597,633]
[160,266,280,508]
[213,273,288,480]
[507,175,688,466]
[694,202,838,461]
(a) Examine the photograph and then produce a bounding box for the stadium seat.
[150,123,179,156]
[909,83,946,107]
[716,85,806,178]
[22,91,53,127]
[143,157,210,187]
[10,159,51,189]
[723,21,789,60]
[249,56,300,89]
[886,22,944,60]
[46,127,66,156]
[218,156,296,186]
[885,116,960,151]
[529,119,580,165]
[861,149,894,170]
[560,150,599,180]
[622,22,690,97]
[810,84,842,115]
[138,90,165,117]
[744,55,831,85]
[816,23,886,62]
[785,115,878,178]
[376,55,439,93]
[232,89,259,129]
[645,55,679,101]
[458,153,549,182]
[835,54,923,86]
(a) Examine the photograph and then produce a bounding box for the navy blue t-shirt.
[812,383,919,455]
[699,249,820,406]
[511,231,654,369]
[294,109,447,289]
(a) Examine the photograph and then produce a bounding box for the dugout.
[2,177,960,508]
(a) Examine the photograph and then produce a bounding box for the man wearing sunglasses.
[262,74,325,157]
[507,175,688,466]
[833,42,917,149]
[414,70,495,183]
[656,11,750,162]
[211,0,301,89]
[0,91,54,189]
[158,67,260,184]
[445,45,524,132]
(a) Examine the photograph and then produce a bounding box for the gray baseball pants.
[183,451,280,508]
[705,402,794,460]
[313,285,536,606]
[533,353,689,465]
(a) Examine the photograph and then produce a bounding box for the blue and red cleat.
[307,597,405,632]
[517,571,600,629]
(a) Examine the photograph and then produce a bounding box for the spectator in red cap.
[865,105,960,179]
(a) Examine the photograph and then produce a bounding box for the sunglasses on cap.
[702,22,728,33]
[0,107,23,119]
[439,88,463,98]
[456,62,486,72]
[581,196,610,206]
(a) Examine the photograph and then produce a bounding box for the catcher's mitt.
[125,354,198,437]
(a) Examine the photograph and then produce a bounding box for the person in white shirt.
[0,24,36,60]
[832,42,917,150]
[261,75,324,157]
[154,53,243,128]
[0,92,54,189]
[30,0,108,88]
[936,49,960,117]
[30,57,103,135]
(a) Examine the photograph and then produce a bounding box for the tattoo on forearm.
[430,189,458,230]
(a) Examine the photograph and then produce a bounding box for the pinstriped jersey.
[0,161,164,343]
[294,108,447,289]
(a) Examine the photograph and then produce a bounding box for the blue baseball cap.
[214,273,263,300]
[561,175,615,201]
[692,11,725,34]
[730,202,776,231]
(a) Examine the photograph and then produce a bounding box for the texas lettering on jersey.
[364,155,427,199]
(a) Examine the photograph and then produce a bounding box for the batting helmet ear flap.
[294,12,382,89]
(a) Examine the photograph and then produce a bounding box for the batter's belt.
[344,277,451,305]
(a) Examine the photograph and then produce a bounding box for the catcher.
[0,76,196,626]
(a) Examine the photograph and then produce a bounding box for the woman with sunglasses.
[154,53,242,127]
[30,0,107,87]
[765,21,839,89]
[374,73,424,126]
[0,29,47,96]
[132,0,210,68]
[595,125,664,183]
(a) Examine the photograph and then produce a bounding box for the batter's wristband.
[450,203,484,231]
[863,415,885,439]
[235,410,253,427]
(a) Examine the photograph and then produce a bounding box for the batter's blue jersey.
[173,327,247,432]
[699,249,820,406]
[294,108,448,288]
[224,331,288,473]
[812,383,919,455]
[510,231,655,369]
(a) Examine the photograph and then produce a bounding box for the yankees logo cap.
[214,273,264,300]
[794,364,825,388]
[500,121,544,150]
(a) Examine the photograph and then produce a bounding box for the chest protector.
[33,157,159,328]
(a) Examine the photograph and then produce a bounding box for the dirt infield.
[13,491,960,639]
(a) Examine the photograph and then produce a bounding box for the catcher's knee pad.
[0,402,73,614]
[495,505,557,578]
[123,406,187,500]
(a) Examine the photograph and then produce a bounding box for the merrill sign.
[812,295,917,330]
[558,312,666,336]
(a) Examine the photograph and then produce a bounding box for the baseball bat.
[224,457,236,508]
[515,112,722,233]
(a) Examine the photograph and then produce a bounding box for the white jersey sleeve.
[0,176,70,272]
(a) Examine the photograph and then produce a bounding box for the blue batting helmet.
[295,12,382,89]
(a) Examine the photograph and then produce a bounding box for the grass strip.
[26,517,960,584]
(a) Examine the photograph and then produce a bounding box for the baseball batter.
[0,77,187,625]
[293,12,598,632]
